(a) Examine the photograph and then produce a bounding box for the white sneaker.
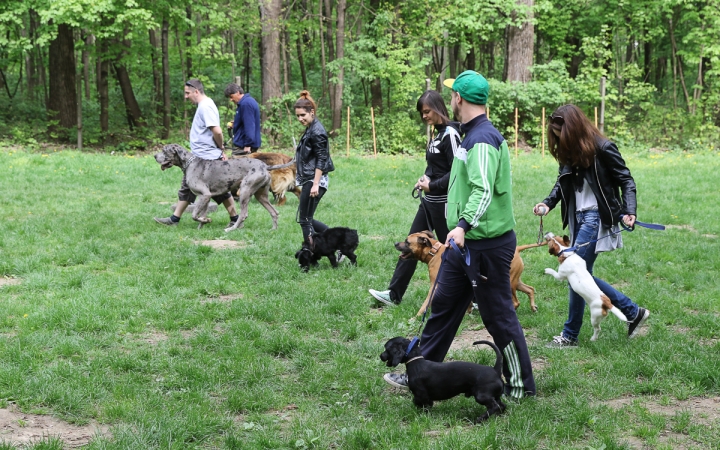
[369,289,398,307]
[383,372,409,389]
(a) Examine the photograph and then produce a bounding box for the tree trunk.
[245,36,251,91]
[324,0,335,111]
[449,43,460,78]
[185,6,193,78]
[505,0,534,82]
[97,38,109,134]
[149,29,162,115]
[669,17,690,112]
[113,32,146,129]
[281,30,290,94]
[567,36,581,79]
[371,78,382,111]
[319,0,328,102]
[643,40,652,82]
[161,18,171,139]
[331,0,346,136]
[466,44,476,72]
[22,14,35,100]
[259,0,282,125]
[113,62,146,129]
[296,35,308,89]
[48,23,77,131]
[82,34,93,100]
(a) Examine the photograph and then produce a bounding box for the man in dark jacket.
[224,83,261,156]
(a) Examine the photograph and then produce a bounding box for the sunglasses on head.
[550,114,564,126]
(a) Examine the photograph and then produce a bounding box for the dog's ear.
[384,337,410,367]
[417,236,431,247]
[419,230,436,240]
[562,235,571,246]
[547,240,558,256]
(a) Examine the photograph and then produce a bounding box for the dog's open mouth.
[398,250,415,260]
[160,162,173,171]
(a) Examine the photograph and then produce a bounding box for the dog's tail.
[266,160,296,171]
[516,242,547,253]
[473,340,503,378]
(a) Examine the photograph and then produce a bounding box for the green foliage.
[1,148,720,448]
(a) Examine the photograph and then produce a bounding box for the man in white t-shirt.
[154,79,239,227]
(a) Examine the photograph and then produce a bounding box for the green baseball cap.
[442,70,489,105]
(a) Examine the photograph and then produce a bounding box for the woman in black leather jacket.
[294,90,335,241]
[533,104,650,348]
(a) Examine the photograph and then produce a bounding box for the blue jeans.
[562,210,639,341]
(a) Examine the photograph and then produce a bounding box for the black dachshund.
[295,227,359,272]
[380,336,506,423]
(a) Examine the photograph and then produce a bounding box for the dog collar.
[428,241,443,257]
[404,337,419,357]
[406,356,424,364]
[183,154,197,170]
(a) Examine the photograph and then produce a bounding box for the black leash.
[412,186,433,233]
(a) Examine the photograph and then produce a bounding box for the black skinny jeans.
[387,199,449,302]
[297,182,328,241]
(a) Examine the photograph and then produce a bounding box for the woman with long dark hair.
[369,90,461,307]
[534,104,650,348]
[294,90,334,241]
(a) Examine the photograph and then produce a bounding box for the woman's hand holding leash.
[533,203,549,216]
[622,214,636,228]
[310,183,320,197]
[415,175,430,193]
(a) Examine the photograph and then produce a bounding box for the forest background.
[1,0,719,154]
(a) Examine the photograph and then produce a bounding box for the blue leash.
[560,215,666,254]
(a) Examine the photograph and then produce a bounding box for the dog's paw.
[544,268,556,276]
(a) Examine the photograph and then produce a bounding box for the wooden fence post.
[594,107,598,128]
[370,107,377,157]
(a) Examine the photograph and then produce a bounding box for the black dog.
[380,336,506,423]
[294,227,359,272]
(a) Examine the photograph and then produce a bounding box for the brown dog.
[395,231,545,316]
[233,152,301,205]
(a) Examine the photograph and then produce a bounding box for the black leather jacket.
[542,138,637,229]
[295,118,334,184]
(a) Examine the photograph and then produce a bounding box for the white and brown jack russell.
[544,232,627,341]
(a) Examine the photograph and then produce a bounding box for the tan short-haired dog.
[395,231,545,316]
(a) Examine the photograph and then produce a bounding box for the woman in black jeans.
[369,90,461,306]
[294,90,335,241]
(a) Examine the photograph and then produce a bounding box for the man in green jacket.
[383,71,535,400]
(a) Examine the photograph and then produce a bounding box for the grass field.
[1,145,719,449]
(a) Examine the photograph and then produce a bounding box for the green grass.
[1,145,719,449]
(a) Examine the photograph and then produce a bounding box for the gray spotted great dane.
[154,144,294,231]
